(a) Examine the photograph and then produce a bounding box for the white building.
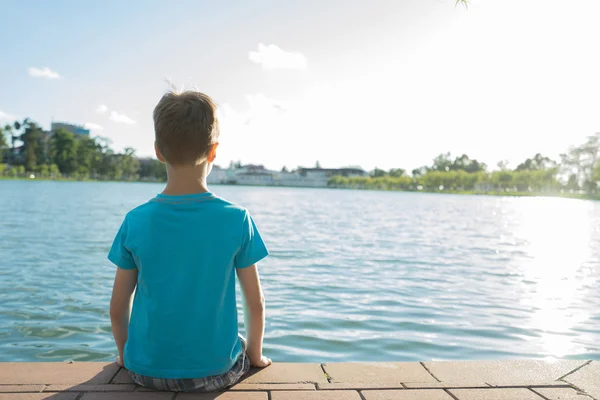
[207,166,230,184]
[207,165,367,188]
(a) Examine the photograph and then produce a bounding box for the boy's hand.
[237,265,269,369]
[251,355,272,368]
[116,356,124,367]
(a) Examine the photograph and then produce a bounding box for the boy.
[108,90,271,392]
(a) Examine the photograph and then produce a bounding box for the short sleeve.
[107,218,137,270]
[234,211,269,269]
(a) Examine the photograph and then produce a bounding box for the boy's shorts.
[128,336,251,392]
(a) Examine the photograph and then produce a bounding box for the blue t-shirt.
[107,192,268,379]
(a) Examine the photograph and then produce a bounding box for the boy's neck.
[162,163,210,196]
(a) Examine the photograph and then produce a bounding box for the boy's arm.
[110,267,138,366]
[236,264,271,368]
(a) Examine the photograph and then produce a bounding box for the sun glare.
[512,198,595,357]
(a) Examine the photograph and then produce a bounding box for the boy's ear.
[154,142,166,163]
[207,143,219,163]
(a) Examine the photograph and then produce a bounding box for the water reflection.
[511,198,595,358]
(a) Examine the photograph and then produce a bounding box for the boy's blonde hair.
[153,90,220,166]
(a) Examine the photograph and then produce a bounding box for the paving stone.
[135,385,161,391]
[271,391,362,400]
[178,393,267,400]
[110,369,133,384]
[80,393,174,399]
[0,394,79,400]
[449,388,544,399]
[240,364,327,384]
[562,361,600,400]
[45,384,136,392]
[362,389,454,399]
[425,360,587,385]
[0,385,45,393]
[486,381,572,388]
[533,387,594,399]
[134,383,316,392]
[230,383,315,391]
[403,382,489,389]
[323,362,436,384]
[318,383,405,390]
[0,362,120,385]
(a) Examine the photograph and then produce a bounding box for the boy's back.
[109,90,270,390]
[109,192,267,379]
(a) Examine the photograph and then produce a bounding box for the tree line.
[0,119,166,181]
[2,118,599,197]
[330,134,600,196]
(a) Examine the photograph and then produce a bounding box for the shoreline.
[2,176,597,201]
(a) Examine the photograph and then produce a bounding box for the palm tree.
[3,124,15,164]
[0,125,7,162]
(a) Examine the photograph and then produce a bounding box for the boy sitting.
[108,90,271,392]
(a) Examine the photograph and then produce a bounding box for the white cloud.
[109,111,136,124]
[84,122,104,131]
[96,104,108,114]
[0,110,17,124]
[28,67,61,80]
[248,43,307,70]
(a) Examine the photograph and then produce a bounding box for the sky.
[1,0,599,172]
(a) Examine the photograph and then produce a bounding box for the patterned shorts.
[128,338,251,392]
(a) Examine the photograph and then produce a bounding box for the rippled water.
[1,180,599,362]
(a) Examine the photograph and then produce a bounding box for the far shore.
[2,175,597,201]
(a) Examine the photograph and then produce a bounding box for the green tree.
[49,164,60,177]
[3,123,16,164]
[113,147,140,180]
[451,154,486,173]
[421,170,438,190]
[593,163,600,188]
[388,168,406,177]
[432,152,453,172]
[19,120,46,171]
[561,133,600,193]
[96,151,114,177]
[412,166,428,177]
[497,160,510,171]
[566,174,579,191]
[0,125,8,162]
[139,158,167,181]
[50,129,79,174]
[491,170,513,190]
[516,153,556,171]
[371,168,387,178]
[37,164,49,177]
[76,135,101,175]
[11,121,21,164]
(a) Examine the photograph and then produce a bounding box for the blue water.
[1,180,599,362]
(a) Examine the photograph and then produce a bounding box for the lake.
[1,180,599,363]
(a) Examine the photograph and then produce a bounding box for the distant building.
[297,167,366,178]
[288,167,367,187]
[207,166,232,184]
[207,164,367,188]
[51,122,90,136]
